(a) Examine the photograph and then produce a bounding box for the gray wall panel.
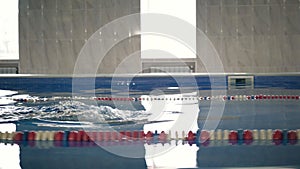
[237,36,254,68]
[19,40,29,72]
[197,5,206,33]
[285,5,300,35]
[222,0,236,6]
[281,35,297,68]
[207,6,221,36]
[292,35,300,70]
[28,10,42,40]
[56,40,73,73]
[44,40,58,72]
[238,0,251,5]
[19,0,28,9]
[72,40,85,61]
[72,10,86,39]
[269,0,284,5]
[252,0,268,5]
[237,6,252,36]
[19,0,141,74]
[29,0,41,10]
[43,10,57,39]
[86,0,97,9]
[207,0,220,6]
[86,9,99,38]
[42,0,56,9]
[253,6,270,35]
[270,5,283,35]
[222,6,237,36]
[269,36,283,67]
[56,10,72,39]
[72,0,85,9]
[57,0,72,10]
[253,36,270,66]
[222,37,238,72]
[19,10,28,40]
[28,40,46,73]
[285,0,299,4]
[197,0,300,73]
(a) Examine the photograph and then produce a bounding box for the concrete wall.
[19,0,140,74]
[196,0,300,73]
[19,0,300,74]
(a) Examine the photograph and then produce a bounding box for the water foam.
[0,100,149,124]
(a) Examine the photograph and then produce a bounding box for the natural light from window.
[0,0,19,60]
[141,0,196,59]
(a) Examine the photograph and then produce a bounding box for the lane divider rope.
[7,94,300,103]
[0,129,299,146]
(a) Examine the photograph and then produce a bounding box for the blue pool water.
[0,75,300,169]
[0,75,299,95]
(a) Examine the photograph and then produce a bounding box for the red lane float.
[104,131,111,141]
[89,132,98,141]
[97,132,103,141]
[125,131,131,140]
[273,130,283,140]
[27,131,36,141]
[200,130,210,142]
[110,132,118,141]
[13,132,23,141]
[159,131,167,141]
[54,131,64,141]
[95,97,136,101]
[82,131,90,142]
[139,131,145,140]
[145,131,153,141]
[119,131,125,141]
[288,130,297,140]
[229,131,238,140]
[68,131,77,141]
[76,130,84,141]
[243,130,253,140]
[132,131,139,141]
[187,131,196,141]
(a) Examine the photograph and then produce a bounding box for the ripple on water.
[0,100,151,126]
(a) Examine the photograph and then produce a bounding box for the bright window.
[0,0,19,60]
[141,0,196,59]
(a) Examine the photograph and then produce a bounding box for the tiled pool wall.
[0,75,299,94]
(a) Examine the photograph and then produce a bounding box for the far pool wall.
[18,0,141,74]
[18,0,300,74]
[196,0,300,73]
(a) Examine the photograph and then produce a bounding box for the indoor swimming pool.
[0,74,300,169]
